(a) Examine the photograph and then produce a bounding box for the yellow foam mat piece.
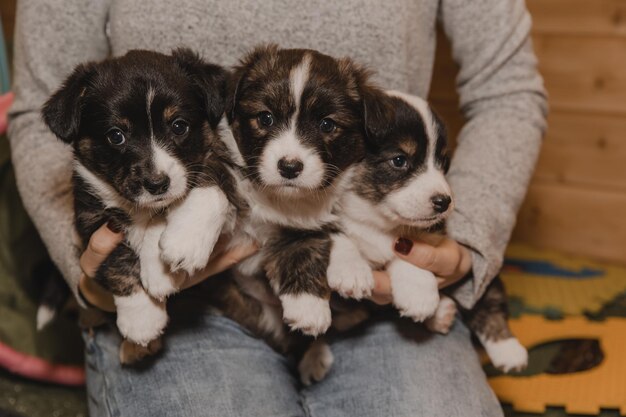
[489,316,626,415]
[502,244,626,315]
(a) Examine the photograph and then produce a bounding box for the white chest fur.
[337,191,441,323]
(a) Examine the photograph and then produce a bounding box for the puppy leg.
[327,233,374,299]
[279,293,332,336]
[119,337,163,365]
[265,231,333,336]
[160,186,230,275]
[465,277,527,373]
[298,338,334,386]
[114,289,168,347]
[425,295,457,334]
[140,218,185,300]
[95,244,169,347]
[387,258,439,322]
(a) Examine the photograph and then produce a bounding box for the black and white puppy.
[225,45,375,336]
[334,90,528,372]
[42,49,237,362]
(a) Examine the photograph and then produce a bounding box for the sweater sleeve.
[8,0,111,304]
[439,0,548,309]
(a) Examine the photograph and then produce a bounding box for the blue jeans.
[84,292,503,417]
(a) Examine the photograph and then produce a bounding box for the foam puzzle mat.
[490,244,626,417]
[490,316,626,415]
[502,244,626,317]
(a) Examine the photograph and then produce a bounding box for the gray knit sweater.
[8,0,546,309]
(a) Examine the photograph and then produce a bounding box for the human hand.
[78,223,258,312]
[368,236,473,305]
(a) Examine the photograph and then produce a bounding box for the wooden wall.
[428,0,626,264]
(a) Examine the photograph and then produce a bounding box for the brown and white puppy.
[224,45,376,337]
[332,90,527,373]
[42,49,238,362]
[297,91,527,385]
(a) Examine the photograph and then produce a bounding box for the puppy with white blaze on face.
[328,89,527,374]
[296,90,527,385]
[41,49,238,364]
[225,44,377,337]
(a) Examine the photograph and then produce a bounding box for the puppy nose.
[143,174,170,195]
[431,194,451,213]
[277,158,304,179]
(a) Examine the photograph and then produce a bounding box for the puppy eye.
[389,155,408,169]
[106,128,126,146]
[257,111,274,127]
[319,118,336,134]
[172,119,189,136]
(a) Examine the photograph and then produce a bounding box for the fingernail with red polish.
[394,238,413,255]
[106,219,123,233]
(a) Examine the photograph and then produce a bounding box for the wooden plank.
[431,34,626,117]
[534,34,626,114]
[528,0,626,37]
[429,99,463,149]
[513,183,626,265]
[426,105,626,193]
[429,27,459,104]
[534,111,626,192]
[0,0,16,44]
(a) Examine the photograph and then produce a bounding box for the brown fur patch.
[399,138,418,156]
[336,57,372,101]
[163,105,178,121]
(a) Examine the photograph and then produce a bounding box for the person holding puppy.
[9,0,546,416]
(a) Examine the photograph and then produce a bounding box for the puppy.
[42,49,237,363]
[331,90,528,373]
[223,45,376,337]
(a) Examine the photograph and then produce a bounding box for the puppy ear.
[41,63,95,143]
[336,57,373,103]
[172,48,230,128]
[227,44,280,122]
[226,68,244,123]
[432,110,452,174]
[335,57,392,147]
[362,88,395,147]
[237,43,279,73]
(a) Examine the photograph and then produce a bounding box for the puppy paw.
[141,257,185,300]
[159,226,217,276]
[119,337,163,365]
[389,262,439,322]
[425,296,457,334]
[298,340,334,386]
[327,259,374,300]
[327,234,374,299]
[160,187,228,275]
[484,337,528,373]
[139,219,184,300]
[114,291,168,347]
[280,294,331,336]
